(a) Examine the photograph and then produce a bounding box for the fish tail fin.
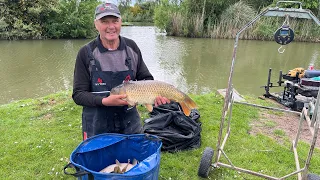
[179,95,198,116]
[184,95,198,109]
[180,101,192,116]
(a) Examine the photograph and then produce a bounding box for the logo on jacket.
[95,78,106,86]
[124,75,131,82]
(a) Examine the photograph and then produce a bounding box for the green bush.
[44,0,99,39]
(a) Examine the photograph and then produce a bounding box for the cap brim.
[95,13,121,20]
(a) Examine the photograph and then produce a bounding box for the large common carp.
[110,80,197,116]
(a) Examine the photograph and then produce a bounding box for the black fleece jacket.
[72,35,153,107]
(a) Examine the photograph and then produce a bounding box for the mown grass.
[0,91,319,180]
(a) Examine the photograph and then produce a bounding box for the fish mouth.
[110,88,118,94]
[110,84,125,95]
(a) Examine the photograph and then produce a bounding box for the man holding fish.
[72,2,170,140]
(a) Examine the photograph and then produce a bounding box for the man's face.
[95,16,122,42]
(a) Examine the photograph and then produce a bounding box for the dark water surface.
[0,26,319,105]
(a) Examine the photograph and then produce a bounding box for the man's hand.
[102,94,129,106]
[154,96,170,107]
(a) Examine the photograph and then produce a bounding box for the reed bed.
[165,1,320,41]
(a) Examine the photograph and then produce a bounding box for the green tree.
[272,0,319,16]
[44,0,100,39]
[154,0,240,37]
[120,0,157,22]
[0,0,59,40]
[0,0,100,39]
[244,0,273,11]
[154,0,178,32]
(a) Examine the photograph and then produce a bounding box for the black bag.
[143,102,201,153]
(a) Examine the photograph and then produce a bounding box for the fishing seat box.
[304,70,320,78]
[64,133,162,180]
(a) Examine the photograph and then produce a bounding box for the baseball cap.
[95,3,121,20]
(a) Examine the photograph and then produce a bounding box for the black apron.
[82,40,142,140]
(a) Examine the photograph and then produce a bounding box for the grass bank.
[0,91,319,179]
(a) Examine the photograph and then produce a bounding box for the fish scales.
[125,81,185,104]
[111,80,197,116]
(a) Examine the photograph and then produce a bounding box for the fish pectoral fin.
[121,159,130,173]
[145,104,153,112]
[179,101,191,116]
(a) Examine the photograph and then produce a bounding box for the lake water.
[0,26,319,105]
